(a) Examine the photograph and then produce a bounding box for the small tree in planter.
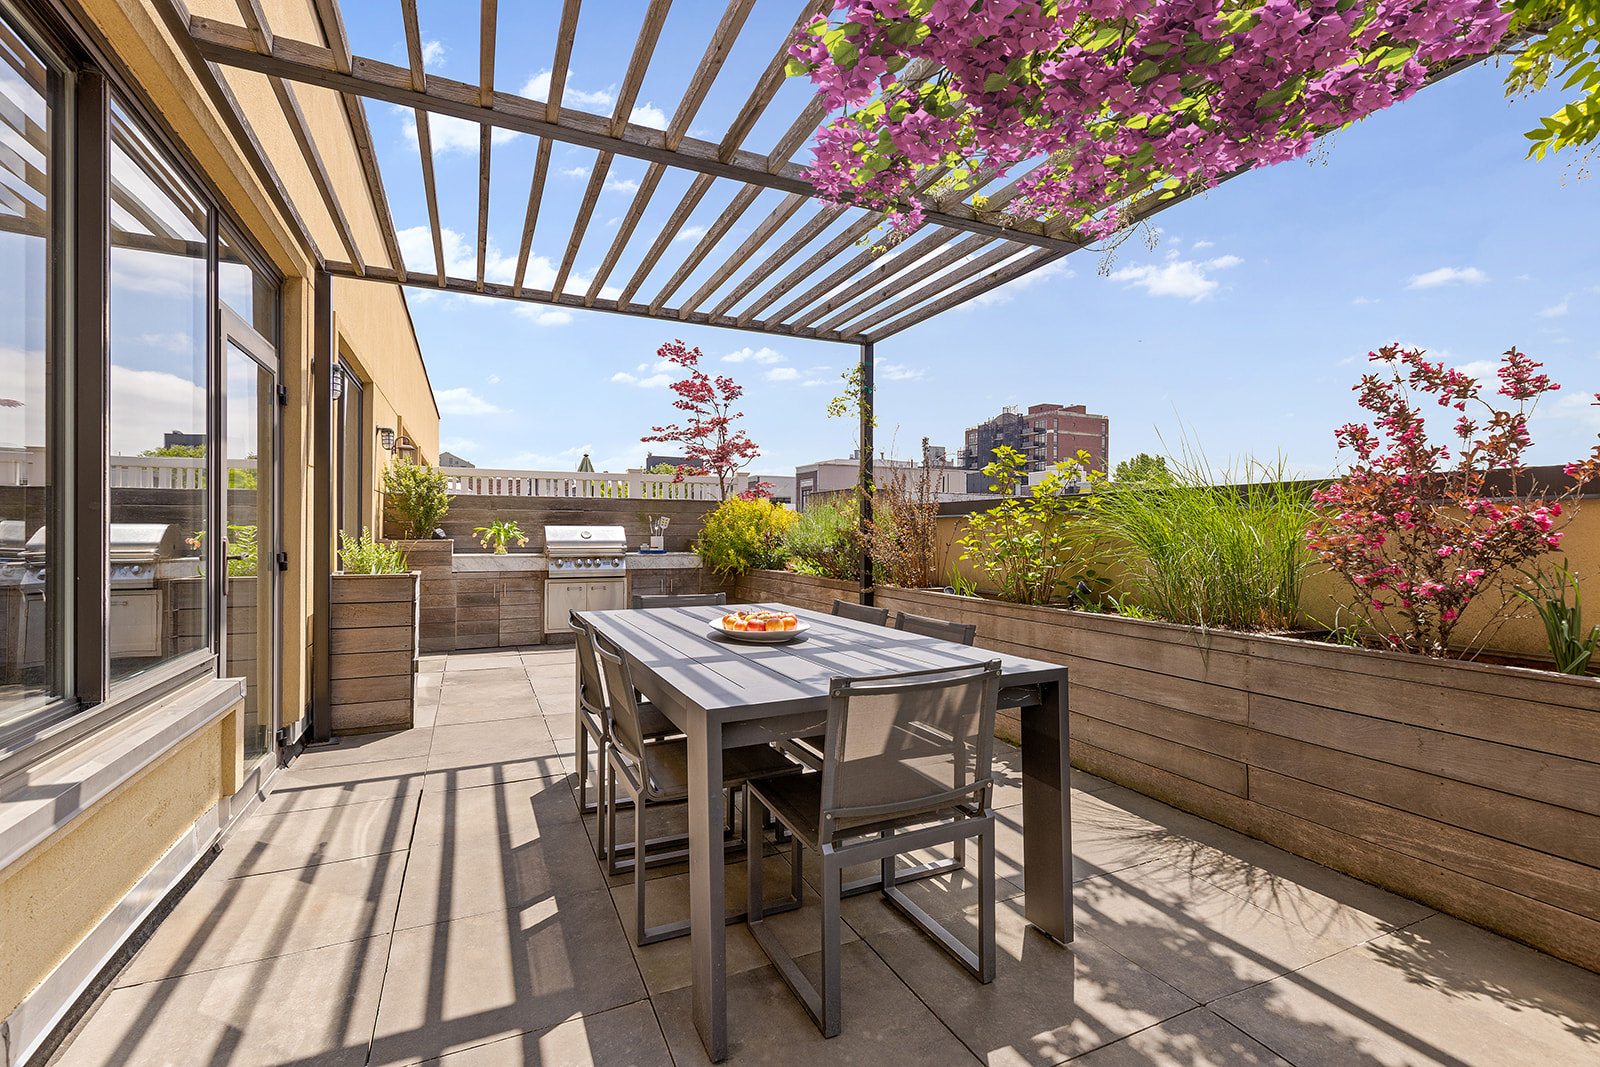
[382,458,451,540]
[1308,344,1600,657]
[641,340,761,500]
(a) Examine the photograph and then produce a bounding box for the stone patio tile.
[1072,863,1355,1004]
[445,650,525,672]
[370,890,646,1065]
[863,894,1197,1066]
[120,850,407,984]
[396,830,607,932]
[608,852,859,995]
[257,755,429,815]
[210,791,420,879]
[418,652,450,670]
[424,718,562,788]
[61,934,389,1067]
[653,940,980,1066]
[1211,913,1600,1067]
[293,727,436,771]
[1068,1008,1293,1067]
[835,865,1025,940]
[439,666,535,693]
[412,772,582,850]
[408,1001,673,1067]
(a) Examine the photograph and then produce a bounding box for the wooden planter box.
[736,569,1600,974]
[329,572,420,734]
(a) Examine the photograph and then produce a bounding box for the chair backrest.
[632,592,727,609]
[894,611,976,646]
[590,630,652,776]
[568,610,607,724]
[831,599,889,626]
[817,661,1001,842]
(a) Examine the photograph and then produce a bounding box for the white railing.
[445,468,722,501]
[109,455,209,489]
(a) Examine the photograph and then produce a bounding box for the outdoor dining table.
[578,601,1073,1061]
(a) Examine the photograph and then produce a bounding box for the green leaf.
[784,57,810,78]
[1130,59,1161,84]
[983,72,1012,93]
[885,21,930,47]
[1086,26,1123,51]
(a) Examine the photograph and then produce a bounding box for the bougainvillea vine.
[786,1,1512,237]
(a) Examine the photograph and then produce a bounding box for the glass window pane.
[219,231,275,339]
[0,17,58,728]
[108,99,209,686]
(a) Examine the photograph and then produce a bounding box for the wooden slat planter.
[329,572,419,734]
[733,569,1600,975]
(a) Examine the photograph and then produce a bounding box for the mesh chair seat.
[612,738,800,804]
[894,610,977,645]
[751,770,980,849]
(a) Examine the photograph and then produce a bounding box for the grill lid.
[25,524,189,563]
[543,525,627,556]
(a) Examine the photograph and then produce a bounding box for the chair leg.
[633,788,649,944]
[747,792,767,922]
[979,821,996,983]
[606,766,624,878]
[575,719,590,813]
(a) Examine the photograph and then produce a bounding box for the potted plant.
[474,520,527,554]
[328,528,419,734]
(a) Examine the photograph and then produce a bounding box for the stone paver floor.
[51,647,1600,1066]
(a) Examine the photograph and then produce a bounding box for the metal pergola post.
[858,340,873,607]
[309,269,334,745]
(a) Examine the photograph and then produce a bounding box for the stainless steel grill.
[543,525,628,633]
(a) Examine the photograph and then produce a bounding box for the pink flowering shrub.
[1307,344,1600,657]
[785,2,1510,238]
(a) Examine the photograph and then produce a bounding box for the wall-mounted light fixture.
[330,366,345,400]
[395,435,415,460]
[376,426,396,452]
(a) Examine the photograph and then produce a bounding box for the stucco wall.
[0,716,228,1019]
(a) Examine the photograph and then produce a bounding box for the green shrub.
[695,497,795,578]
[781,497,861,581]
[958,447,1107,605]
[338,528,410,574]
[382,459,450,539]
[1090,449,1314,632]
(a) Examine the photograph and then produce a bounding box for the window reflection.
[108,99,209,685]
[0,18,57,728]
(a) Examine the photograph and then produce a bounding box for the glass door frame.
[217,303,281,805]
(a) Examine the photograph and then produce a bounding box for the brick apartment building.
[961,403,1110,474]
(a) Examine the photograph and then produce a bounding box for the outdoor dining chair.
[745,661,1003,1037]
[831,598,889,626]
[593,629,804,945]
[894,610,977,645]
[631,592,727,609]
[569,611,683,861]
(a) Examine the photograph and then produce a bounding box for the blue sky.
[340,2,1599,480]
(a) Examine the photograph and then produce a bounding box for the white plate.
[707,618,810,643]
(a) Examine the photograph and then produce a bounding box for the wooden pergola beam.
[475,0,496,289]
[678,190,807,318]
[551,151,611,299]
[512,0,579,295]
[583,161,665,306]
[842,242,1023,338]
[186,19,1080,252]
[705,201,847,320]
[666,0,758,152]
[648,183,763,313]
[866,248,1065,341]
[617,172,714,305]
[512,138,552,295]
[717,0,830,162]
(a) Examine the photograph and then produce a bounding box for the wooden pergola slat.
[678,190,806,318]
[617,171,714,305]
[705,201,847,320]
[842,243,1024,338]
[648,182,762,313]
[583,161,665,306]
[475,0,496,289]
[870,248,1066,339]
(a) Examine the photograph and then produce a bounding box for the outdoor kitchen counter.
[448,551,702,572]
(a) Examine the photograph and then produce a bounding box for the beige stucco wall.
[0,714,230,1019]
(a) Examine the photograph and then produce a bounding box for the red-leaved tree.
[641,340,761,500]
[1307,344,1600,657]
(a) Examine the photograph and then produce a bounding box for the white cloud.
[1352,296,1375,306]
[395,224,620,300]
[879,362,924,381]
[612,359,676,388]
[1538,300,1569,318]
[107,365,206,455]
[560,166,590,179]
[674,225,707,243]
[402,111,519,153]
[972,260,1073,308]
[486,373,500,385]
[765,367,799,381]
[440,438,478,454]
[604,176,639,194]
[1191,240,1214,250]
[1406,266,1488,289]
[519,71,615,110]
[421,40,445,66]
[1450,359,1498,381]
[435,387,504,416]
[137,332,194,353]
[1110,252,1242,302]
[630,103,667,129]
[514,306,573,326]
[722,347,785,364]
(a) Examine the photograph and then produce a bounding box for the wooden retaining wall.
[739,571,1600,974]
[328,573,418,734]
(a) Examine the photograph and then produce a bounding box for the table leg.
[689,716,729,1060]
[1021,678,1072,944]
